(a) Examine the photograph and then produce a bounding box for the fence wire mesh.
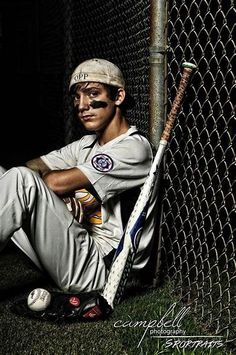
[61,0,236,347]
[161,0,236,345]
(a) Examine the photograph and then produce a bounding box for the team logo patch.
[92,154,114,172]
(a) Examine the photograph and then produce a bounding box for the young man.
[0,58,153,293]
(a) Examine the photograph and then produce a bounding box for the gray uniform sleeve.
[78,136,152,202]
[40,140,83,170]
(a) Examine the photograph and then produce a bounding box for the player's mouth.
[80,114,95,121]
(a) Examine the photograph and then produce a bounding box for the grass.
[0,244,234,355]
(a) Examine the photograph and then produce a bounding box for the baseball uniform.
[0,126,153,292]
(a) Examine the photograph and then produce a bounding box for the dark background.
[0,0,65,168]
[0,0,235,348]
[0,0,152,169]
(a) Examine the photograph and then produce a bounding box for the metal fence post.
[149,0,168,147]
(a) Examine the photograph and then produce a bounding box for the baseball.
[27,288,51,312]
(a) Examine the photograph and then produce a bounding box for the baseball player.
[0,58,153,294]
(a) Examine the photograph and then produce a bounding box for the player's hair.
[104,84,135,112]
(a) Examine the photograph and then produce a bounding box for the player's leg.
[0,166,6,175]
[0,166,107,292]
[0,165,43,269]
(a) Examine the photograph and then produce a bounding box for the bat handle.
[161,62,197,142]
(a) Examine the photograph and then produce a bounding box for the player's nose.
[74,94,90,112]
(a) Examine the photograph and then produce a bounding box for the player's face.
[73,83,121,133]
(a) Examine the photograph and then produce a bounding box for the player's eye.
[73,94,80,102]
[88,90,100,98]
[89,91,98,98]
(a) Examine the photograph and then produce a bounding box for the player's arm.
[26,157,95,197]
[26,157,51,177]
[42,167,92,196]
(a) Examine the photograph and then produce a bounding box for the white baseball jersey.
[0,126,157,293]
[41,126,153,260]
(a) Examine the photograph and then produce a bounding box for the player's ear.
[115,88,126,107]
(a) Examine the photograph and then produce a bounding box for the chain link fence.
[59,0,235,348]
[160,0,236,346]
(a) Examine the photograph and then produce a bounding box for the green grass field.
[0,244,234,355]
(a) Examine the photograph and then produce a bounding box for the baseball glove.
[11,291,112,323]
[62,196,84,223]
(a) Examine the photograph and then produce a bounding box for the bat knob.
[182,62,197,70]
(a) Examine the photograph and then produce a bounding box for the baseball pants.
[0,166,107,292]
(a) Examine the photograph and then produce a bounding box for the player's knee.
[8,167,39,188]
[15,166,36,174]
[0,166,6,176]
[11,166,38,178]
